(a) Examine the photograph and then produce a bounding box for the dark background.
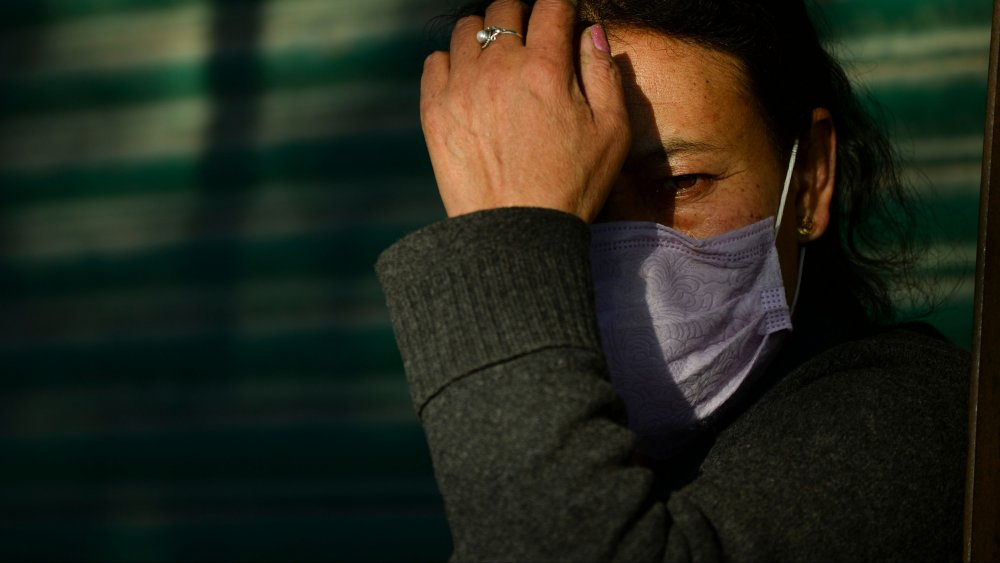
[0,0,989,560]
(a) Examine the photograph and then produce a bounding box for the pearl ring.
[476,26,523,49]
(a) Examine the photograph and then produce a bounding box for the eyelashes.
[649,174,712,196]
[634,174,716,210]
[661,174,704,192]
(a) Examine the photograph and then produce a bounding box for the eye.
[660,174,705,192]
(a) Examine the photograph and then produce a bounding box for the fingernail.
[591,24,610,53]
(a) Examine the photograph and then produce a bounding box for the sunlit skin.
[594,29,836,305]
[596,30,786,235]
[420,0,836,306]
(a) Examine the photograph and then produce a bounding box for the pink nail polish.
[591,24,610,53]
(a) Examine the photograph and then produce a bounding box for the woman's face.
[595,28,809,300]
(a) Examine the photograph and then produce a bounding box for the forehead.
[607,29,765,156]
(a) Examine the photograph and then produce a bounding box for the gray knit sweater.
[376,207,968,562]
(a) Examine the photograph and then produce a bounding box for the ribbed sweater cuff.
[375,207,603,414]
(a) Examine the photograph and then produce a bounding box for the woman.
[376,0,969,560]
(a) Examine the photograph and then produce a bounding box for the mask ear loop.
[774,140,799,234]
[790,247,806,314]
[774,140,807,315]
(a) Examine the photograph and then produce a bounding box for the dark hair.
[447,0,928,326]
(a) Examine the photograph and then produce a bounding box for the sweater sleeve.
[375,207,717,562]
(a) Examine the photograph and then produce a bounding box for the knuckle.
[419,92,445,121]
[421,100,441,122]
[420,102,445,133]
[521,57,560,87]
[420,88,445,112]
[607,116,631,145]
[611,117,630,139]
[419,89,434,110]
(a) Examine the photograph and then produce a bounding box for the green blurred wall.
[0,0,989,560]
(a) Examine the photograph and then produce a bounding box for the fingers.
[420,50,449,104]
[525,0,575,60]
[483,0,529,45]
[450,14,484,69]
[577,25,625,116]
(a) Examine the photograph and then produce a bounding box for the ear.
[795,107,836,242]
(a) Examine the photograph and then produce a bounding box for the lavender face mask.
[590,142,800,457]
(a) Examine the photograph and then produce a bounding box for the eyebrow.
[627,138,722,166]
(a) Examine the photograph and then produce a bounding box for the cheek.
[740,181,782,224]
[676,179,779,238]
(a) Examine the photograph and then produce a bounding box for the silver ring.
[475,26,523,49]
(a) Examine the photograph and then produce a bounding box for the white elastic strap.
[774,139,799,234]
[789,246,806,315]
[776,139,803,314]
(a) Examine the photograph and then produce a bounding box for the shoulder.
[742,323,969,468]
[677,324,968,560]
[716,323,969,456]
[724,323,969,472]
[757,323,969,419]
[785,322,968,388]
